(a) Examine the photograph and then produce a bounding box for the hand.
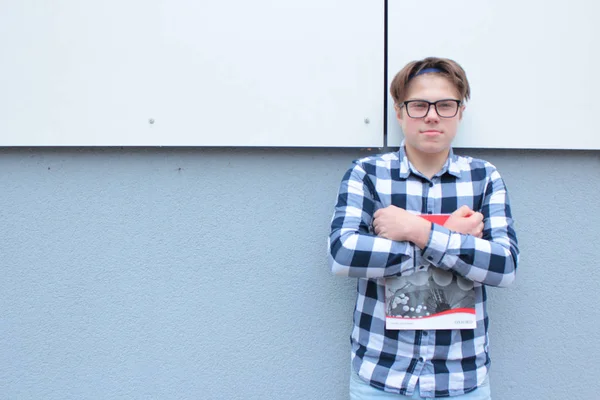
[444,205,484,238]
[373,205,431,248]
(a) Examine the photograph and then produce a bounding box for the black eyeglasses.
[399,99,461,118]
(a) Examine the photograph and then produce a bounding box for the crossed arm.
[328,163,519,287]
[372,204,483,248]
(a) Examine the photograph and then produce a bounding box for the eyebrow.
[403,98,460,102]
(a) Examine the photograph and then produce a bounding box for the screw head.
[364,118,370,124]
[149,118,155,124]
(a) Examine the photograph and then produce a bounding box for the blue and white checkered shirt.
[328,144,519,398]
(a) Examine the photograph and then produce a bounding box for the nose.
[424,104,439,123]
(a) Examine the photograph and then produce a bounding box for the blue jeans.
[349,369,491,400]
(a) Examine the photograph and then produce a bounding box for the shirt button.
[419,357,425,362]
[427,256,433,261]
[423,331,428,336]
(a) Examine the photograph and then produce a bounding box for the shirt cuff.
[421,223,451,267]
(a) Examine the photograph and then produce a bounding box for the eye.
[437,101,454,109]
[410,102,428,109]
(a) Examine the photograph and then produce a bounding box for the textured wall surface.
[1,147,599,400]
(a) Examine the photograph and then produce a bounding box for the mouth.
[420,130,443,136]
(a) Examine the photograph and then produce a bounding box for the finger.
[454,205,473,217]
[474,222,484,235]
[470,227,481,236]
[453,205,466,216]
[468,212,483,223]
[474,222,484,238]
[462,205,474,217]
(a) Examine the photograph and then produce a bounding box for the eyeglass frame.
[398,99,462,119]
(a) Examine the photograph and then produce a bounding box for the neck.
[405,146,450,179]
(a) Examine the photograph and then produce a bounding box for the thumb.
[454,205,474,218]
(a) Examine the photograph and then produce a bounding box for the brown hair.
[390,57,471,105]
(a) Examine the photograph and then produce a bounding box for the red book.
[419,214,450,225]
[385,212,477,330]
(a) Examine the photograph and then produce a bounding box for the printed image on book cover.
[385,267,476,330]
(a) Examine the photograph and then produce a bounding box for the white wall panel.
[387,0,600,149]
[0,1,384,147]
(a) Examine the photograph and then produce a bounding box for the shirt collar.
[397,140,462,179]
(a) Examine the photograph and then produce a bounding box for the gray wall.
[1,147,599,399]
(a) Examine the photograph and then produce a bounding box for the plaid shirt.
[328,144,519,398]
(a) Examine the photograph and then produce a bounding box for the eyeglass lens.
[406,100,459,118]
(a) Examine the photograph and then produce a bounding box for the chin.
[422,148,449,155]
[415,142,451,154]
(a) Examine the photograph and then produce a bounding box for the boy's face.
[396,74,464,159]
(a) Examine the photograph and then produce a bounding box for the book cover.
[384,214,476,330]
[419,213,450,225]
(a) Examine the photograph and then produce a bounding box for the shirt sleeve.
[421,166,519,287]
[328,162,415,278]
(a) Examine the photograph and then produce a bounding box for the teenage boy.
[328,57,519,399]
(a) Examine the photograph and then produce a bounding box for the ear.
[458,105,466,121]
[394,104,405,122]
